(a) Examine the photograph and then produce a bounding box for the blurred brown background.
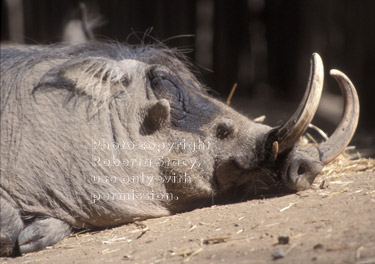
[2,0,374,156]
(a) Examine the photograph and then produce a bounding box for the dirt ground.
[1,157,374,264]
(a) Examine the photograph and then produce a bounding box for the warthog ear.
[60,58,130,100]
[35,57,130,105]
[141,99,171,135]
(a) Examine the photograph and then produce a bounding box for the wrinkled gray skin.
[0,42,322,256]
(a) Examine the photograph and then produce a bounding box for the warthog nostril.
[297,163,307,175]
[287,159,323,191]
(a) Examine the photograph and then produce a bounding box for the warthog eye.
[216,120,235,140]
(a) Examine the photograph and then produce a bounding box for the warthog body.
[0,42,359,256]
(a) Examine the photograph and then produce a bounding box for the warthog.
[0,42,359,256]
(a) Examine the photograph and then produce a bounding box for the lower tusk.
[272,141,279,161]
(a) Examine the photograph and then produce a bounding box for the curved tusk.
[277,53,324,153]
[318,70,360,165]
